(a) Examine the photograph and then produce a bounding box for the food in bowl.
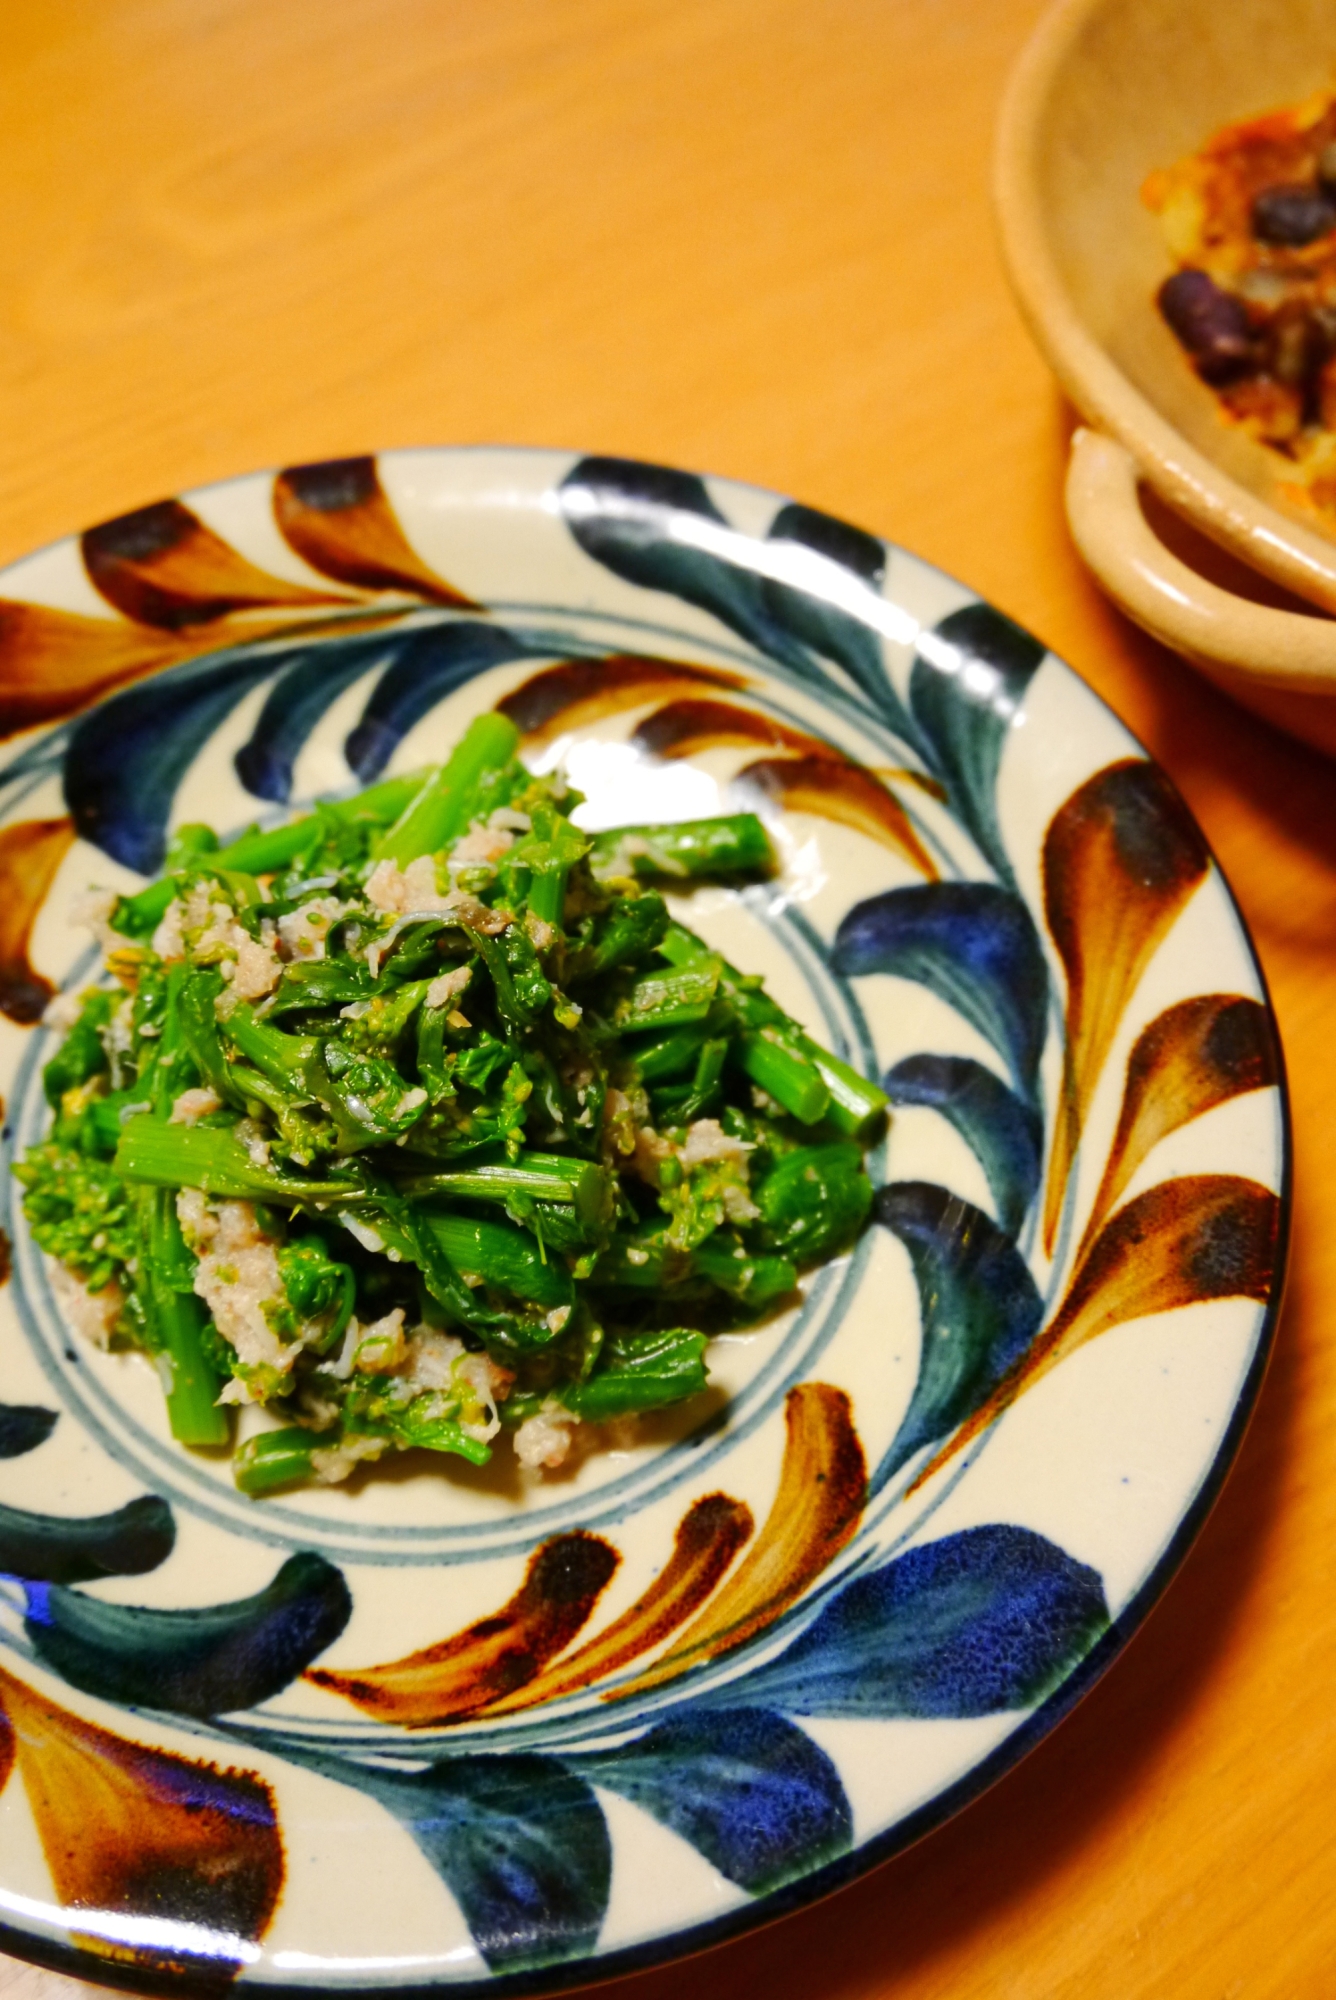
[1146,86,1336,522]
[15,713,884,1495]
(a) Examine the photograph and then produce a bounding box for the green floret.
[14,1143,136,1296]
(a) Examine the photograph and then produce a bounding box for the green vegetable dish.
[17,713,886,1495]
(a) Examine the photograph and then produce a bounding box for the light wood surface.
[1,2,1333,1995]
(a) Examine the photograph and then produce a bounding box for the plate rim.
[0,441,1293,2000]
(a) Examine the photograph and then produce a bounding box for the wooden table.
[1,1,1332,1994]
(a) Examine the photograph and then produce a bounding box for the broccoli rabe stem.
[113,769,434,937]
[375,713,521,866]
[588,814,773,883]
[657,921,888,1138]
[134,1179,229,1447]
[115,1118,355,1204]
[234,1427,319,1495]
[399,1152,614,1232]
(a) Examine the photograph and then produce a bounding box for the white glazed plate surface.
[0,448,1289,1997]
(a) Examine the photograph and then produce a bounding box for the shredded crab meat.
[425,964,472,1011]
[69,887,120,951]
[42,986,86,1033]
[175,1193,301,1377]
[515,1405,578,1471]
[679,1118,752,1168]
[353,1308,408,1373]
[49,1262,123,1349]
[170,1086,223,1126]
[227,931,282,1000]
[310,1433,390,1485]
[450,818,516,865]
[364,856,456,915]
[277,895,348,962]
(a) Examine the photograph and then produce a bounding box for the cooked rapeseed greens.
[16,713,886,1493]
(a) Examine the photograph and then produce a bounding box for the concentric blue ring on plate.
[0,447,1288,1998]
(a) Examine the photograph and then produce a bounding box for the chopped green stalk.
[376,713,521,865]
[652,1035,729,1124]
[115,1118,354,1203]
[323,768,434,827]
[112,876,181,939]
[146,1191,229,1446]
[589,814,774,882]
[217,770,433,873]
[400,1152,614,1231]
[517,803,590,931]
[631,1021,712,1084]
[614,957,722,1032]
[235,1428,320,1495]
[793,1033,889,1139]
[659,921,886,1134]
[738,1030,830,1125]
[423,1212,574,1312]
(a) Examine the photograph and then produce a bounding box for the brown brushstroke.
[611,1384,866,1699]
[306,1531,619,1727]
[480,1492,754,1717]
[1077,994,1279,1265]
[632,696,837,762]
[274,458,477,606]
[909,1174,1280,1496]
[0,818,76,1023]
[81,499,348,630]
[740,755,938,879]
[0,598,195,738]
[0,1668,282,1981]
[497,655,747,744]
[1042,760,1210,1253]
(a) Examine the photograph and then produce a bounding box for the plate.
[0,448,1288,1997]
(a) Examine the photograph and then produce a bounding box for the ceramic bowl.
[996,0,1336,756]
[0,448,1288,1997]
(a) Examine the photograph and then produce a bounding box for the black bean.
[1251,182,1336,246]
[1157,269,1256,382]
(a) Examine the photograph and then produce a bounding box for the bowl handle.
[1065,427,1336,694]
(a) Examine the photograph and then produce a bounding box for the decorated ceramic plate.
[0,449,1288,1997]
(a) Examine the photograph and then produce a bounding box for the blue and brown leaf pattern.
[833,883,1049,1096]
[870,1182,1044,1495]
[0,1404,57,1459]
[0,1665,283,1982]
[23,1551,351,1716]
[81,498,348,630]
[343,620,547,782]
[883,1053,1043,1236]
[305,1749,611,1975]
[64,650,284,873]
[1042,759,1211,1251]
[0,1491,173,1584]
[559,456,817,679]
[0,816,76,1022]
[910,603,1046,884]
[712,1525,1109,1719]
[568,1708,852,1895]
[0,450,1284,1983]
